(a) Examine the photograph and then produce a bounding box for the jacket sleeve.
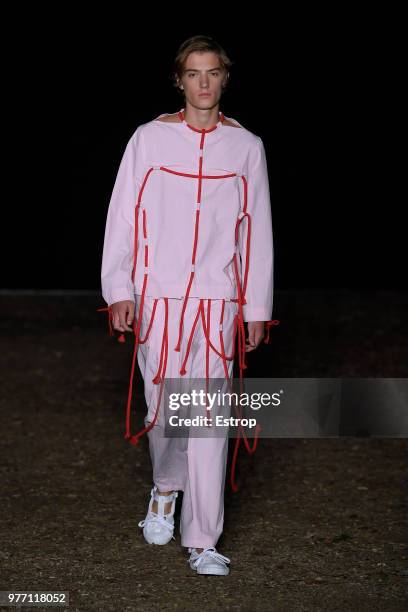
[101,125,146,306]
[238,136,274,322]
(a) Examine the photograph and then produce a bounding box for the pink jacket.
[101,108,274,322]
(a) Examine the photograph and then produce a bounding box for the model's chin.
[185,95,219,110]
[196,96,218,108]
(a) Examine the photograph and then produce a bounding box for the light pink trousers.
[135,294,237,549]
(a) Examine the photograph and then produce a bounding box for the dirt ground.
[0,291,407,611]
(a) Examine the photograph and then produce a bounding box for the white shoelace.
[190,547,230,568]
[138,487,177,540]
[138,514,175,539]
[138,515,174,531]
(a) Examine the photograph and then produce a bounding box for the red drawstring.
[151,300,168,384]
[96,306,126,342]
[124,205,150,441]
[97,109,280,492]
[129,297,169,444]
[228,233,260,491]
[264,319,280,343]
[199,300,237,362]
[96,306,114,335]
[205,299,211,417]
[174,132,205,353]
[179,301,202,375]
[178,108,225,133]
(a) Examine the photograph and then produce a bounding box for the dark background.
[2,16,407,609]
[2,16,403,294]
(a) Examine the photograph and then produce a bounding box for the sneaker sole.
[192,564,230,576]
[143,534,174,545]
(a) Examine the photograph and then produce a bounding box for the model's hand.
[111,300,135,332]
[245,321,265,352]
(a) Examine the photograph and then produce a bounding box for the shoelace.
[138,487,177,540]
[189,547,231,568]
[138,514,176,540]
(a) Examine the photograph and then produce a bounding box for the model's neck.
[182,106,220,130]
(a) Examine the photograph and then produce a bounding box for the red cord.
[97,109,280,492]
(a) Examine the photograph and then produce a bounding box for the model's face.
[178,51,228,109]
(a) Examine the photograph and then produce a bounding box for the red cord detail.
[264,319,280,343]
[96,306,114,336]
[124,172,155,441]
[198,301,237,362]
[179,301,202,375]
[174,138,205,351]
[204,298,211,419]
[129,298,169,445]
[96,123,281,493]
[178,108,225,133]
[160,167,236,180]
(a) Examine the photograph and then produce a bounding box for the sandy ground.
[0,292,407,611]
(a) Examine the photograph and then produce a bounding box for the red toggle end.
[124,429,143,446]
[118,334,126,343]
[97,305,114,336]
[179,367,187,375]
[264,319,280,344]
[174,344,181,352]
[152,375,161,384]
[246,426,261,454]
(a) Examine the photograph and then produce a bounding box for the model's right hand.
[111,300,135,332]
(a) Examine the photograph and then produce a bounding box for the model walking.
[100,35,274,575]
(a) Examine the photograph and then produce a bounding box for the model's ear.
[175,74,183,90]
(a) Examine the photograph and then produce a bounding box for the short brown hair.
[171,35,233,95]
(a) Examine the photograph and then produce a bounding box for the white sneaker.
[138,485,178,545]
[188,546,231,575]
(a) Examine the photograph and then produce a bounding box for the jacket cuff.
[242,306,272,322]
[107,287,135,307]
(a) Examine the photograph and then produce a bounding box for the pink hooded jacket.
[101,108,274,322]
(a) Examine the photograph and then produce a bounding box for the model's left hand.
[245,321,265,352]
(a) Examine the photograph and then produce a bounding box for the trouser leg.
[136,295,188,492]
[179,299,237,549]
[136,294,237,548]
